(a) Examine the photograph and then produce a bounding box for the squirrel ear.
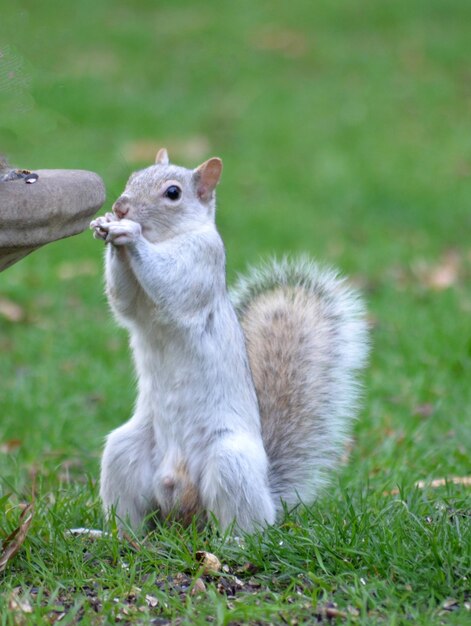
[194,157,223,202]
[155,148,169,165]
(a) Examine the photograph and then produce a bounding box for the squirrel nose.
[113,197,130,219]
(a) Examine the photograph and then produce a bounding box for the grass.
[1,0,470,623]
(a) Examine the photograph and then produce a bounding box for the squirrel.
[90,149,368,533]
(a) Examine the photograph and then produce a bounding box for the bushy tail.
[231,256,368,511]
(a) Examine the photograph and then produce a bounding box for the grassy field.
[1,0,470,623]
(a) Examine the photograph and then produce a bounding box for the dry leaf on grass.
[0,503,34,572]
[121,531,142,552]
[57,261,98,280]
[415,477,471,489]
[413,250,461,291]
[322,605,348,620]
[122,136,210,164]
[8,588,33,617]
[442,598,460,611]
[0,439,22,453]
[0,298,24,322]
[385,476,471,496]
[145,593,159,608]
[252,27,309,58]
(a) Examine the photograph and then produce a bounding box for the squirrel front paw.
[90,213,115,241]
[90,215,142,246]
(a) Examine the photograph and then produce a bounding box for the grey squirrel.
[90,149,368,533]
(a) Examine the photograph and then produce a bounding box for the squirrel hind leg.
[100,420,158,531]
[237,260,368,510]
[200,433,276,532]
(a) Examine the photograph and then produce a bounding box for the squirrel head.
[112,149,223,243]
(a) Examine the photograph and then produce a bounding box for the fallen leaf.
[414,250,461,291]
[145,593,159,607]
[121,531,142,552]
[416,477,471,489]
[16,503,31,513]
[252,27,309,58]
[0,439,22,453]
[317,603,348,620]
[347,606,361,617]
[0,298,24,322]
[442,597,459,611]
[385,476,471,496]
[122,136,210,165]
[57,261,98,280]
[8,590,33,614]
[0,503,34,572]
[47,611,67,623]
[324,606,348,619]
[195,550,222,574]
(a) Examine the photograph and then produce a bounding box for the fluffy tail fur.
[231,256,368,512]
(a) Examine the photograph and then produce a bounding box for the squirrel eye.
[164,185,181,201]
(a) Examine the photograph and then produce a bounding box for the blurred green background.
[1,0,470,491]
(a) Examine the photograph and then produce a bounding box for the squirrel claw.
[90,215,114,242]
[93,228,107,241]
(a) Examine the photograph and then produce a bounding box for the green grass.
[1,0,470,623]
